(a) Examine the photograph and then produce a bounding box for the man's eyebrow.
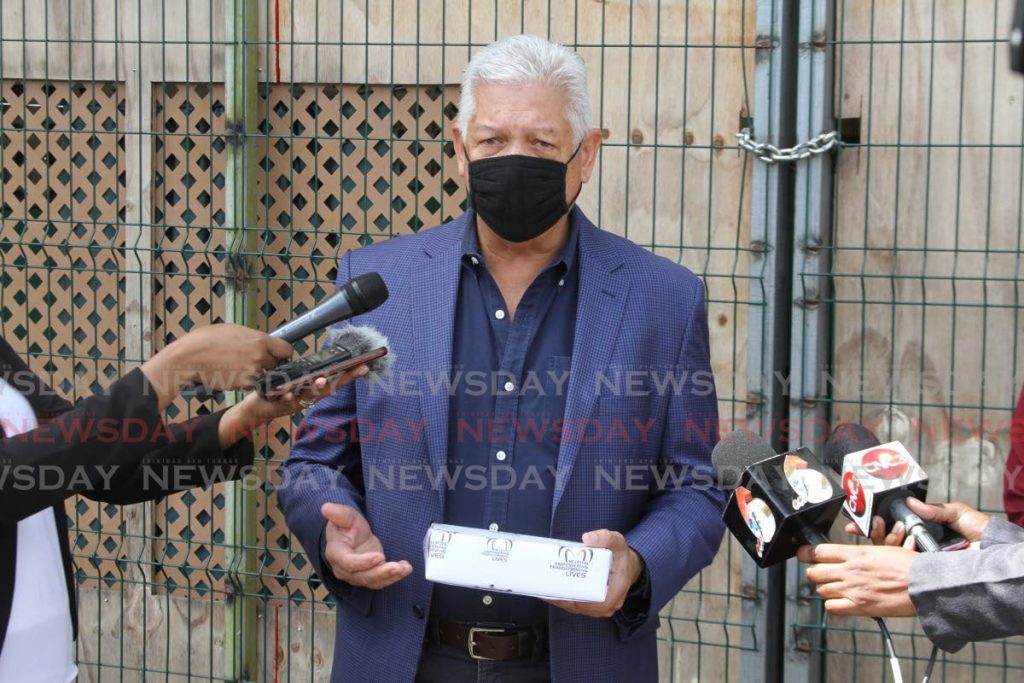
[472,123,560,137]
[531,126,558,136]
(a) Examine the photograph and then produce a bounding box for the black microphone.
[713,430,845,567]
[184,272,389,399]
[269,272,389,343]
[823,423,941,553]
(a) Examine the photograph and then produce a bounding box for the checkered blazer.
[278,208,725,682]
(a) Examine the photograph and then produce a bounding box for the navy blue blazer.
[279,209,725,682]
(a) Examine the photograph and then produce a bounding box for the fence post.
[223,0,260,680]
[746,1,800,681]
[784,0,836,681]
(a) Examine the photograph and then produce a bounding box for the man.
[279,34,724,682]
[0,324,357,681]
[798,498,1024,653]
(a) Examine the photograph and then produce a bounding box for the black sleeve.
[0,364,253,523]
[85,409,254,504]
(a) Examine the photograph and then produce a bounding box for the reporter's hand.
[905,498,990,545]
[844,500,991,549]
[547,529,645,619]
[843,516,914,548]
[798,543,917,618]
[321,503,412,590]
[216,365,369,448]
[142,324,293,408]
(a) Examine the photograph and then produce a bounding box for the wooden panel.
[3,2,758,681]
[0,79,126,594]
[828,1,1024,679]
[150,80,464,605]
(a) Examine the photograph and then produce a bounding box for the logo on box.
[482,537,513,562]
[428,529,453,559]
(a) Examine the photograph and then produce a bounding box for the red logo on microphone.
[842,471,866,514]
[861,448,910,479]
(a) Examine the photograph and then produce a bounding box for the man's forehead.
[468,83,572,133]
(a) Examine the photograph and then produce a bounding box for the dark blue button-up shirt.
[430,212,580,627]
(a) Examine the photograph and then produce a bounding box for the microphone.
[270,272,389,343]
[713,430,845,567]
[185,272,390,399]
[823,423,941,553]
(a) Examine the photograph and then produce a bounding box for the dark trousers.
[415,640,551,683]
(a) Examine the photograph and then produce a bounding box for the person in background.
[1002,383,1024,526]
[0,324,366,682]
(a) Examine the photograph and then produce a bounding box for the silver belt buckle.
[467,626,506,660]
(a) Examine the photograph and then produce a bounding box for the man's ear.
[579,128,603,184]
[452,124,468,178]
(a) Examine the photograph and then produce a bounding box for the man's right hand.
[321,502,412,589]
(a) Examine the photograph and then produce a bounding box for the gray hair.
[457,34,593,145]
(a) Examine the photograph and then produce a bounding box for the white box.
[423,523,612,602]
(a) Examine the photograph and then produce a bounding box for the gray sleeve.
[909,542,1024,652]
[980,517,1024,548]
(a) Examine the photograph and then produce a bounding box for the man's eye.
[536,140,554,149]
[481,138,499,145]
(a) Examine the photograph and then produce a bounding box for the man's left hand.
[797,544,918,618]
[547,529,644,619]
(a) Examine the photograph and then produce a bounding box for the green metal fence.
[0,1,1020,681]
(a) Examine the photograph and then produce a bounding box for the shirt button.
[558,279,565,287]
[482,595,493,606]
[470,256,479,266]
[495,309,506,320]
[412,604,425,620]
[496,450,507,461]
[488,523,499,532]
[504,381,515,392]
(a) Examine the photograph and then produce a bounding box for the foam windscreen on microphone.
[711,429,777,490]
[324,324,395,381]
[823,422,880,474]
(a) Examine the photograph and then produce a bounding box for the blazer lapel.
[409,217,466,508]
[552,217,630,516]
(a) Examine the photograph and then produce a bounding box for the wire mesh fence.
[795,1,1024,681]
[0,1,1021,681]
[0,1,758,681]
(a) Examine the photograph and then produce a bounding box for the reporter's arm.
[88,375,355,504]
[979,516,1024,547]
[910,540,1024,652]
[0,367,169,523]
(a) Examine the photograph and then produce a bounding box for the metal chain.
[735,129,838,164]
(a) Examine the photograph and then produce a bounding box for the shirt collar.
[461,207,581,275]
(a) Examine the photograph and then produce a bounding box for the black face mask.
[467,144,582,243]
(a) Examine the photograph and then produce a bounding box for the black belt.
[430,621,545,661]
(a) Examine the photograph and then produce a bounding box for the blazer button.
[412,604,425,620]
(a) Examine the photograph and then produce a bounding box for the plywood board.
[828,1,1024,678]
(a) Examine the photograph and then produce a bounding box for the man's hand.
[321,503,412,589]
[844,499,991,549]
[797,544,917,618]
[547,529,645,619]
